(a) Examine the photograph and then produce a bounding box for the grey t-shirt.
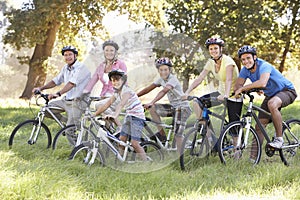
[153,74,189,108]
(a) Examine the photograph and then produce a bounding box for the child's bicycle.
[218,88,300,166]
[142,107,193,152]
[179,96,228,171]
[9,90,66,149]
[68,116,164,169]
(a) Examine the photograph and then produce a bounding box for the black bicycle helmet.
[61,46,78,55]
[155,57,172,68]
[108,69,126,81]
[238,45,257,58]
[205,38,225,48]
[102,40,119,51]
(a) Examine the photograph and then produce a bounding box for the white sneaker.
[268,138,283,149]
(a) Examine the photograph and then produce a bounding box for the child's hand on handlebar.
[143,103,153,110]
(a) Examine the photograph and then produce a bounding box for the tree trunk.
[279,1,299,73]
[20,22,60,99]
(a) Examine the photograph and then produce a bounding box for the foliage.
[151,0,300,89]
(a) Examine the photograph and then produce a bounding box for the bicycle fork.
[28,114,45,145]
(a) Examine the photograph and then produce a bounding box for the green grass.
[1,101,300,199]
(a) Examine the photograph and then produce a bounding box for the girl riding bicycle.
[93,69,147,161]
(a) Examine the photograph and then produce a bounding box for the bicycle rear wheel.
[218,121,261,165]
[9,119,52,149]
[280,119,300,166]
[180,127,209,171]
[135,141,164,162]
[69,142,105,166]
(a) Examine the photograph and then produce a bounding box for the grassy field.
[1,99,300,199]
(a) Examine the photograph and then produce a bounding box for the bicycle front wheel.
[280,119,300,166]
[9,119,52,149]
[69,142,105,167]
[218,121,261,165]
[180,127,209,171]
[52,125,96,151]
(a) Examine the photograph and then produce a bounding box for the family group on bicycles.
[30,37,298,166]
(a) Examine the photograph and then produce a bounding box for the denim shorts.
[120,115,145,141]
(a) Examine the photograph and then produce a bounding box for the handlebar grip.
[34,90,41,95]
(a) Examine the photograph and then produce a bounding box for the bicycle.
[142,107,194,152]
[69,116,164,170]
[218,88,300,166]
[9,91,66,149]
[51,96,103,152]
[179,96,228,170]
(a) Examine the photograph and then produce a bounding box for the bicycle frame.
[28,94,65,144]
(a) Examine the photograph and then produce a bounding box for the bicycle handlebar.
[187,96,219,102]
[33,90,50,105]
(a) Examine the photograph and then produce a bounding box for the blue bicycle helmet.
[155,57,172,68]
[238,45,257,58]
[205,38,225,48]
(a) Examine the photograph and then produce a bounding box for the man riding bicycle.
[32,46,91,127]
[234,45,297,149]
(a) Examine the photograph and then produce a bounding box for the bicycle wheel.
[280,119,300,166]
[9,119,52,149]
[218,121,261,165]
[69,142,105,166]
[179,127,209,171]
[52,125,96,150]
[135,141,164,162]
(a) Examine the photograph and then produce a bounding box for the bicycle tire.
[52,124,96,150]
[9,119,52,149]
[280,119,300,166]
[218,121,261,165]
[69,141,105,166]
[179,127,209,171]
[133,141,164,162]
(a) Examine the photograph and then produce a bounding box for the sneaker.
[268,138,283,149]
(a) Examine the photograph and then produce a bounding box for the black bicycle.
[180,96,228,170]
[218,88,300,166]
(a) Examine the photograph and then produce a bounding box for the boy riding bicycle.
[137,57,192,153]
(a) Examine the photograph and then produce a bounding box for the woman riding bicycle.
[183,37,243,124]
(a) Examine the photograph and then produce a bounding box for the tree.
[151,0,300,90]
[3,0,166,99]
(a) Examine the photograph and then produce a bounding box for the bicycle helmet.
[205,38,225,48]
[102,40,119,51]
[108,69,126,81]
[155,57,172,68]
[61,46,78,55]
[238,45,257,58]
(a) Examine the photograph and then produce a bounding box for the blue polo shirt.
[239,58,294,97]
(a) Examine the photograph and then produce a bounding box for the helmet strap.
[246,56,257,71]
[212,54,223,63]
[67,58,77,71]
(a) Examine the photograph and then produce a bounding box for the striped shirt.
[113,85,145,120]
